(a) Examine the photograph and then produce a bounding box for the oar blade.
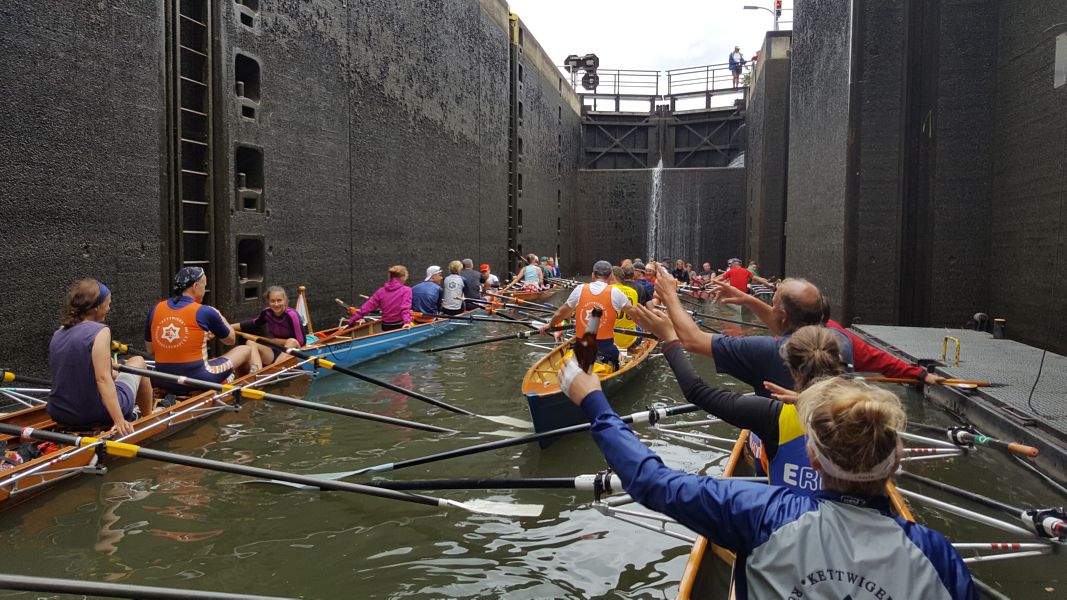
[442,498,544,517]
[481,415,534,429]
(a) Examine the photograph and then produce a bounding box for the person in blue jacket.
[558,364,976,600]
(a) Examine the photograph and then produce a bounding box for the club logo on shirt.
[581,301,606,323]
[155,317,189,349]
[788,570,891,599]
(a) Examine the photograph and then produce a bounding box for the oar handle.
[334,298,357,314]
[949,428,1039,458]
[111,340,150,358]
[0,370,51,387]
[943,379,991,387]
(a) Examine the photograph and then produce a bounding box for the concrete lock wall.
[988,0,1067,353]
[0,0,582,375]
[0,2,167,375]
[574,168,745,270]
[744,32,791,278]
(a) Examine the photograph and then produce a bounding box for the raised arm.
[713,280,781,335]
[653,267,713,355]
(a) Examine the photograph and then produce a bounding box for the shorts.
[114,373,140,418]
[157,358,234,393]
[381,321,404,332]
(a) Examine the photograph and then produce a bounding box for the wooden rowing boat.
[502,287,560,303]
[522,337,658,447]
[0,356,301,513]
[298,309,485,377]
[675,430,914,599]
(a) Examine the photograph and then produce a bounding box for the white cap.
[425,265,443,280]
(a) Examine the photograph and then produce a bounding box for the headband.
[806,433,898,483]
[92,281,111,308]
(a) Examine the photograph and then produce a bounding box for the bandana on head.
[92,281,111,308]
[172,266,205,298]
[806,433,898,482]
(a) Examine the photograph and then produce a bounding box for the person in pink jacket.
[348,265,413,331]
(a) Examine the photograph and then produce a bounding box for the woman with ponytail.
[559,369,976,599]
[47,280,154,435]
[630,302,846,496]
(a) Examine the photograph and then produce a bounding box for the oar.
[110,341,150,358]
[467,296,557,314]
[422,325,574,353]
[414,312,545,327]
[0,370,51,388]
[366,471,624,492]
[0,423,542,518]
[235,332,531,428]
[251,404,701,486]
[485,292,560,311]
[0,573,293,600]
[860,376,1005,389]
[685,309,768,329]
[115,363,455,434]
[898,471,1066,540]
[334,297,356,314]
[907,422,1039,457]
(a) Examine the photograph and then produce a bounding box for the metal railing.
[665,61,744,97]
[564,60,753,112]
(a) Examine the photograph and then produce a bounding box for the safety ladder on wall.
[172,0,214,295]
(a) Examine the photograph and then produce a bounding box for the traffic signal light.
[775,1,782,17]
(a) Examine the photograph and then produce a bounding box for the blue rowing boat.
[300,310,484,377]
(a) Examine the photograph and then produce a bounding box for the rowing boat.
[522,337,658,447]
[298,309,485,377]
[502,287,560,303]
[0,356,303,512]
[675,430,915,599]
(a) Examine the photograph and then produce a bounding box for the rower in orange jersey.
[145,267,255,393]
[538,260,630,369]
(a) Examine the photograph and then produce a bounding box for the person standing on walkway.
[730,46,746,88]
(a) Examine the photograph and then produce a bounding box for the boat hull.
[300,310,482,377]
[0,357,300,513]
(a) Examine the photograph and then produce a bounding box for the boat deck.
[852,325,1067,486]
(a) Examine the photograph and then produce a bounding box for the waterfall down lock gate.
[645,160,703,263]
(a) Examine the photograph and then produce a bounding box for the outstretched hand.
[628,303,678,342]
[712,280,748,305]
[559,358,602,406]
[763,381,798,404]
[654,266,680,302]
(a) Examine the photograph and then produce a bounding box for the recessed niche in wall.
[1056,33,1066,88]
[518,137,524,156]
[235,145,264,212]
[235,0,259,29]
[518,173,523,191]
[518,27,524,47]
[235,53,261,120]
[518,101,524,121]
[237,236,265,301]
[518,64,524,83]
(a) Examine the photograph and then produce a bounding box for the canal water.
[0,292,1063,599]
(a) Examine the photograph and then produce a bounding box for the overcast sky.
[506,0,792,72]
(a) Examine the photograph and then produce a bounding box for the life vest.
[766,404,822,495]
[611,283,638,348]
[575,283,618,340]
[150,299,209,364]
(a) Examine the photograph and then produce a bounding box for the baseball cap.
[592,260,613,277]
[425,265,443,280]
[728,258,742,266]
[479,263,490,272]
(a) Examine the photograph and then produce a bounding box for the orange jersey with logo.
[575,284,618,340]
[150,299,209,364]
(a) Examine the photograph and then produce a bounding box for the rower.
[671,259,691,284]
[412,265,444,316]
[545,257,560,278]
[631,304,845,494]
[146,266,255,393]
[47,279,154,435]
[632,260,654,300]
[459,259,482,310]
[723,257,773,294]
[559,367,977,600]
[479,263,500,293]
[655,266,855,397]
[609,266,640,351]
[506,254,544,291]
[233,286,306,368]
[441,261,466,316]
[713,279,946,387]
[619,264,650,306]
[348,265,412,331]
[539,260,630,370]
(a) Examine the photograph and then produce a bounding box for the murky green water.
[0,293,1063,599]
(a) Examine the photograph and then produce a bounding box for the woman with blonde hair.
[441,260,466,316]
[559,369,976,599]
[628,307,847,495]
[348,265,412,331]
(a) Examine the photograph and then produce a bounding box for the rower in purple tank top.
[234,286,306,370]
[47,280,155,435]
